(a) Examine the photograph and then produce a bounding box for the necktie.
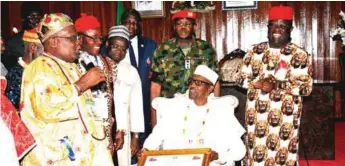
[129,42,138,69]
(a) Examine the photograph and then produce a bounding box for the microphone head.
[79,52,92,64]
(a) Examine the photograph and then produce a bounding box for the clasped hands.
[113,131,140,158]
[252,75,276,93]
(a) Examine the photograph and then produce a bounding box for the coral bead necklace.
[182,102,210,146]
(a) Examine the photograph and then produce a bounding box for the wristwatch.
[132,133,139,139]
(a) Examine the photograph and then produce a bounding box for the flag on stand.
[116,1,125,25]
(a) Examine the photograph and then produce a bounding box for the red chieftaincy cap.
[172,9,197,21]
[75,13,101,32]
[269,5,293,21]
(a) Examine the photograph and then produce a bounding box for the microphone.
[80,55,96,70]
[79,53,106,92]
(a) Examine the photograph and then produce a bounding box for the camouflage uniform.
[235,42,313,166]
[151,37,218,98]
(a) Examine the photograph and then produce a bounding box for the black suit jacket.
[2,32,24,70]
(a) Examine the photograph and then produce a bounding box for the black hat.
[21,2,43,19]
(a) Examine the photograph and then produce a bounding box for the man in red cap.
[150,9,220,128]
[75,13,124,162]
[235,5,313,166]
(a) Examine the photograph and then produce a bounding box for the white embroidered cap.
[194,65,218,85]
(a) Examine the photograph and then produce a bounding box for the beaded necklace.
[182,102,210,146]
[96,55,116,150]
[76,52,118,151]
[42,53,106,141]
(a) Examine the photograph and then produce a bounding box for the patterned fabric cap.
[194,65,218,85]
[108,25,129,41]
[23,27,40,43]
[37,13,74,42]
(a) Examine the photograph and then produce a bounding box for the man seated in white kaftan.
[144,65,246,166]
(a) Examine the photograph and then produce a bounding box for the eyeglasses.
[188,78,212,86]
[175,22,193,27]
[123,20,138,26]
[81,33,104,42]
[54,34,80,42]
[110,43,128,52]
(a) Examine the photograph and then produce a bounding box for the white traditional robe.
[114,61,145,166]
[0,118,19,166]
[144,93,246,166]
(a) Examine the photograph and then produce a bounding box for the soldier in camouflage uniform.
[150,9,220,128]
[235,5,313,166]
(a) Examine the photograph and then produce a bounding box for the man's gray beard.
[35,46,44,57]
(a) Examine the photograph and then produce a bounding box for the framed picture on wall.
[137,148,211,166]
[132,1,165,18]
[222,1,258,10]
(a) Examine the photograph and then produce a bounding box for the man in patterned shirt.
[235,5,313,166]
[150,9,220,128]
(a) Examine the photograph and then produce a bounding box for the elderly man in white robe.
[144,65,246,166]
[107,25,145,166]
